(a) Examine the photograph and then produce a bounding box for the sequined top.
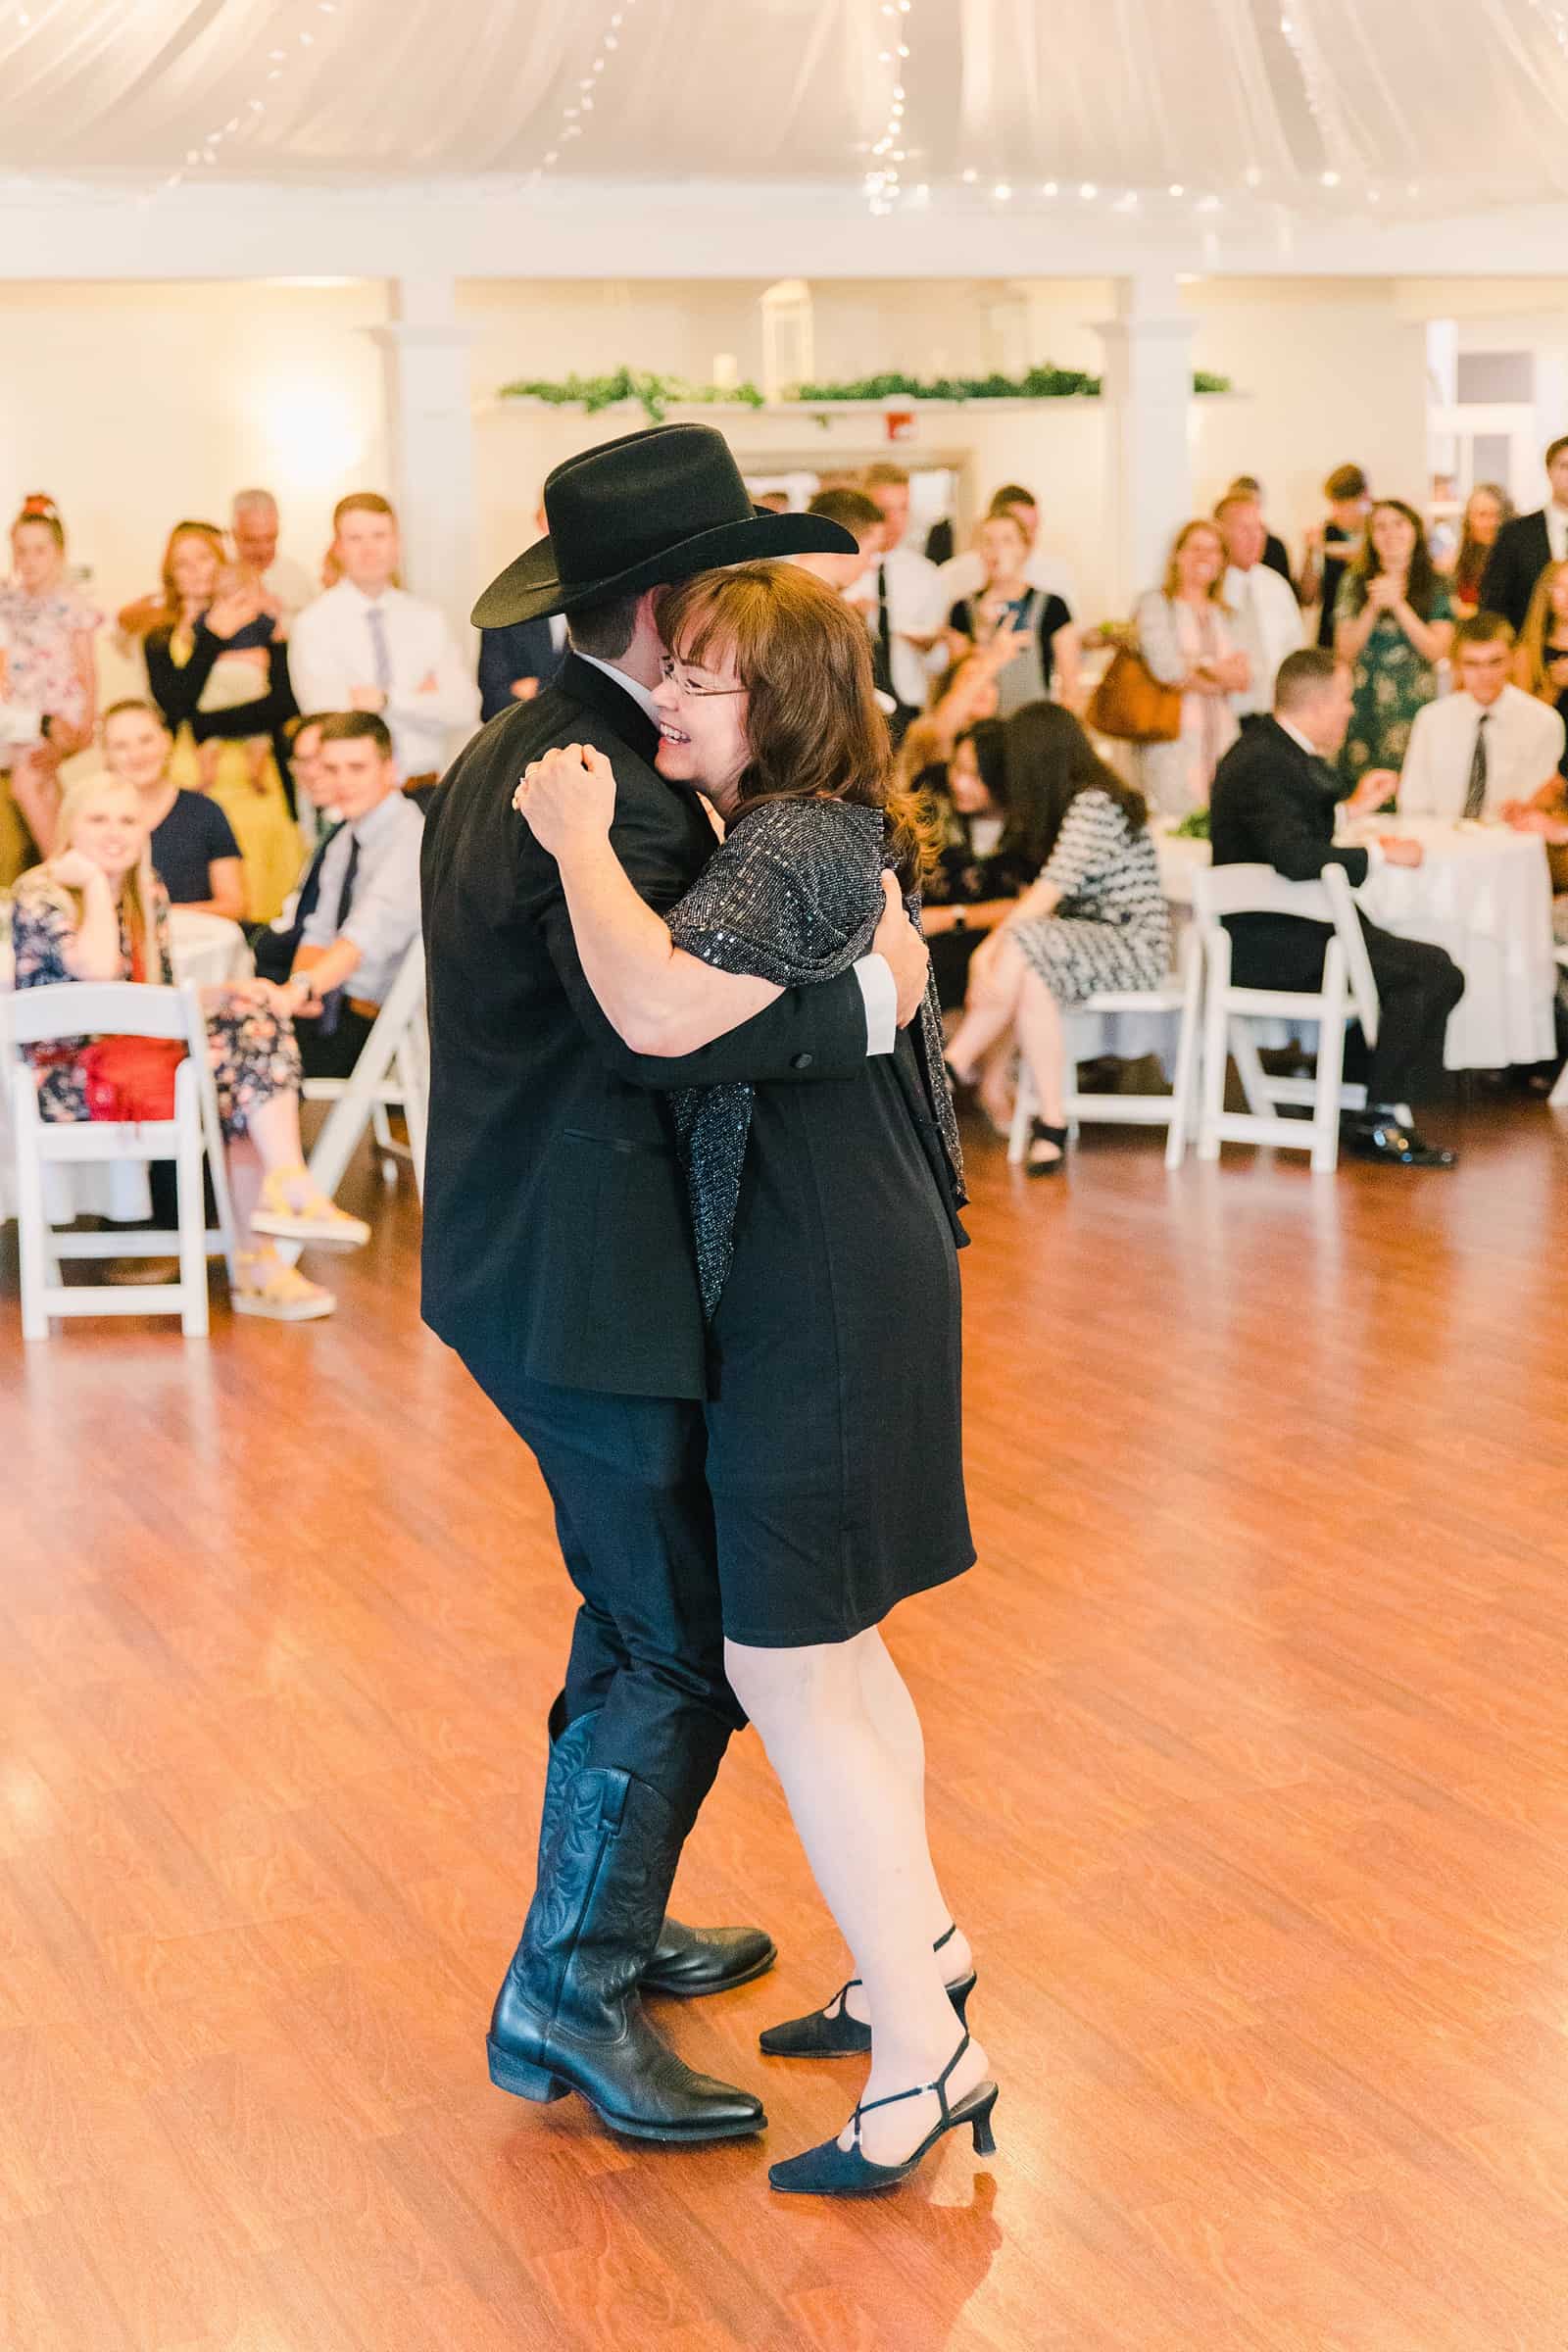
[666,797,963,1318]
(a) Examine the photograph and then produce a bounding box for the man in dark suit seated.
[1208,646,1464,1168]
[1479,436,1568,634]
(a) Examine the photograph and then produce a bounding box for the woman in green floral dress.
[1334,499,1454,788]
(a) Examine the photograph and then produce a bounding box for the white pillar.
[1093,273,1196,613]
[368,276,480,643]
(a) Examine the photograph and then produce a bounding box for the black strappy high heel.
[767,2030,999,2196]
[1025,1118,1069,1176]
[758,1924,976,2059]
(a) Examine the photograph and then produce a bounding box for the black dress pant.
[1227,911,1465,1107]
[485,1371,742,1844]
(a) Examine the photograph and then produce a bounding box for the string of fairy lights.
[528,0,641,180]
[153,0,343,197]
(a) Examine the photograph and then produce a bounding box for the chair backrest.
[5,979,192,1047]
[1192,859,1378,1044]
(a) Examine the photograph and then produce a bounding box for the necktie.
[1463,711,1489,821]
[366,605,393,693]
[872,564,896,702]
[316,830,362,1038]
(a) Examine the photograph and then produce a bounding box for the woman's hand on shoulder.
[513,741,617,858]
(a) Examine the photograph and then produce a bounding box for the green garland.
[500,362,1232,421]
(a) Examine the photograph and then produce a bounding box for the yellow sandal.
[232,1250,336,1322]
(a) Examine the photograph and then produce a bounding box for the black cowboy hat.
[471,421,859,628]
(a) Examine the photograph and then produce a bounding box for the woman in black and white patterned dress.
[946,702,1169,1172]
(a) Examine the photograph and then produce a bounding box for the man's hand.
[1348,767,1398,814]
[872,870,930,1027]
[1379,836,1424,868]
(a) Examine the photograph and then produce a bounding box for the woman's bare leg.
[1013,965,1069,1161]
[945,936,1028,1080]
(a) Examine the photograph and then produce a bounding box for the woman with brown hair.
[514,561,996,2200]
[944,703,1170,1170]
[1448,481,1515,616]
[1132,517,1249,815]
[135,520,300,920]
[1334,497,1454,784]
[1514,560,1568,772]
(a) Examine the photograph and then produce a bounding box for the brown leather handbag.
[1087,645,1183,744]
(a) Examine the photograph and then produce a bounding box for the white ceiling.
[4,0,1568,229]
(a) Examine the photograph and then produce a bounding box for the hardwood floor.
[3,1093,1566,2351]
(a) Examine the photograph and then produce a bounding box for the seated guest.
[253,714,344,981]
[11,772,368,1318]
[1448,483,1515,617]
[478,503,567,721]
[289,493,480,787]
[1208,648,1464,1168]
[944,710,1170,1170]
[1134,519,1248,816]
[1479,436,1568,634]
[1395,613,1564,820]
[894,651,1004,798]
[920,718,1034,1008]
[1216,492,1302,726]
[1225,476,1295,589]
[101,699,245,919]
[944,508,1080,715]
[1298,464,1370,650]
[267,710,423,1078]
[1514,560,1568,783]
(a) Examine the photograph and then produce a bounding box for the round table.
[1154,817,1556,1072]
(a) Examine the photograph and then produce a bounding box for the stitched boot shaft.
[533,1693,599,1886]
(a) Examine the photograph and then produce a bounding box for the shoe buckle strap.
[851,2030,971,2140]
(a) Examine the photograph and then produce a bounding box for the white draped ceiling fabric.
[3,0,1568,220]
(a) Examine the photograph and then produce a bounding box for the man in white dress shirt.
[269,710,424,1078]
[1217,492,1303,725]
[844,462,946,733]
[936,481,1078,612]
[230,488,318,620]
[1396,613,1565,820]
[289,493,480,785]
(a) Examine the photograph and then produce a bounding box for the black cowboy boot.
[535,1693,776,2001]
[487,1759,765,2142]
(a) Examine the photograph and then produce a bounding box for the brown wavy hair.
[1343,498,1441,620]
[656,562,933,882]
[154,519,227,632]
[1516,559,1568,699]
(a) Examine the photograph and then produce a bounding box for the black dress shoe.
[1343,1116,1456,1169]
[640,1916,777,1999]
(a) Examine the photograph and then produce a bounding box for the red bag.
[79,1036,186,1122]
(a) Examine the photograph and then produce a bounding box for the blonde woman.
[11,772,368,1321]
[1132,519,1249,815]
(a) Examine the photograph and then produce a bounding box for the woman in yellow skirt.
[132,520,301,922]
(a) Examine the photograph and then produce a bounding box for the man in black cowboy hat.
[420,424,932,2146]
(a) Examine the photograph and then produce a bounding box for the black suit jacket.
[477,617,567,724]
[1479,510,1552,635]
[420,653,873,1402]
[1208,716,1369,981]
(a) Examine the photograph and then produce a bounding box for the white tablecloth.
[1153,817,1556,1072]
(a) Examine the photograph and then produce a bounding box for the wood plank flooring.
[2,1092,1567,2351]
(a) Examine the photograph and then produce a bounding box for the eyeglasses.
[660,654,746,700]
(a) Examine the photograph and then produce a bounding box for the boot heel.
[969,2091,998,2157]
[487,2038,568,2102]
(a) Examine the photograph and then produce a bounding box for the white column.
[1093,273,1196,614]
[368,276,480,643]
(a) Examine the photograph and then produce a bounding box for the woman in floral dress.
[1335,499,1455,787]
[0,495,102,879]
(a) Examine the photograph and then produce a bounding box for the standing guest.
[138,522,300,922]
[1514,560,1568,781]
[1216,492,1302,724]
[11,771,368,1318]
[1448,482,1515,617]
[848,464,946,737]
[1133,519,1248,816]
[797,487,885,591]
[943,509,1080,716]
[289,493,480,787]
[1395,613,1563,820]
[230,488,317,619]
[1209,648,1463,1168]
[1480,437,1568,634]
[938,484,1077,610]
[1299,464,1371,650]
[754,489,791,514]
[101,698,245,918]
[1225,476,1295,589]
[944,710,1170,1173]
[0,496,102,875]
[478,504,568,721]
[267,711,424,1082]
[1335,499,1454,787]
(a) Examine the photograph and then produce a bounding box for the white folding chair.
[300,938,428,1200]
[1006,926,1203,1171]
[1548,944,1568,1111]
[1192,862,1380,1174]
[5,980,237,1340]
